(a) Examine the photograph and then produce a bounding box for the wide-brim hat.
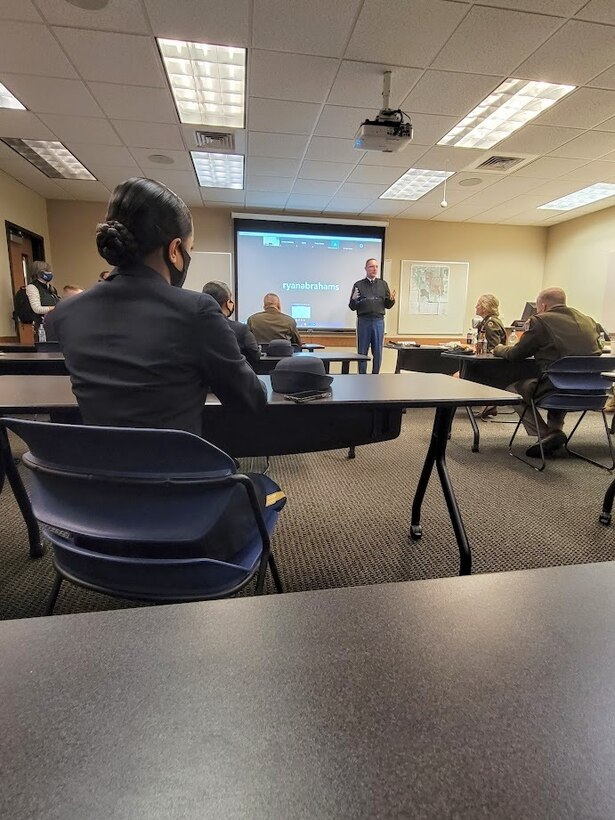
[267,339,294,357]
[271,355,333,394]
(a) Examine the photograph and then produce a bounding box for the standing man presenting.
[349,258,396,374]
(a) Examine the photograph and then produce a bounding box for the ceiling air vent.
[465,152,537,175]
[194,131,235,151]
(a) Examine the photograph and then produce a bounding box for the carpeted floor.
[1,408,614,620]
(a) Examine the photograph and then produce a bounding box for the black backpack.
[13,287,37,324]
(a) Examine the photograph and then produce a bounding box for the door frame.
[3,221,46,342]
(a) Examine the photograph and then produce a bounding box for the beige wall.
[544,204,615,324]
[0,169,51,337]
[46,200,546,335]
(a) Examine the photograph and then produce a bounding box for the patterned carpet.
[1,408,614,620]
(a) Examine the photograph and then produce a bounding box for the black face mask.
[225,301,235,318]
[166,245,191,288]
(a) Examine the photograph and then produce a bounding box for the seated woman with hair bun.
[51,177,267,436]
[474,293,507,351]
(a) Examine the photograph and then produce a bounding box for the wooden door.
[8,231,35,344]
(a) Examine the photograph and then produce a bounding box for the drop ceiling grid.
[0,0,610,221]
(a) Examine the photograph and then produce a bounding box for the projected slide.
[236,223,384,331]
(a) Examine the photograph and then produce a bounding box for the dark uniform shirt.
[493,305,601,371]
[478,314,507,351]
[348,277,395,317]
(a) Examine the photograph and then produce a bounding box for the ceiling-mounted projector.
[354,71,413,153]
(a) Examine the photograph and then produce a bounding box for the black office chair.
[509,355,615,471]
[3,419,285,614]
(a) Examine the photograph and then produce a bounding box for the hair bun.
[96,219,140,267]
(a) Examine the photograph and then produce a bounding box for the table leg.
[409,407,472,576]
[0,426,44,558]
[341,362,350,374]
[600,477,615,526]
[323,362,331,374]
[466,406,480,452]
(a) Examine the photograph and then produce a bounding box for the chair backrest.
[2,418,275,600]
[538,355,615,410]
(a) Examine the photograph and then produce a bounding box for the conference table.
[255,348,369,374]
[0,373,519,575]
[385,342,459,375]
[4,561,615,818]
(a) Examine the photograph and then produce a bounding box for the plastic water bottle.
[466,327,474,345]
[37,321,46,343]
[508,328,518,346]
[598,331,606,350]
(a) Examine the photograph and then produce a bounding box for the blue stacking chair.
[509,355,615,472]
[3,419,284,614]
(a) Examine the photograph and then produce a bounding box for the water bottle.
[466,327,473,345]
[598,331,606,350]
[508,328,518,346]
[37,321,46,343]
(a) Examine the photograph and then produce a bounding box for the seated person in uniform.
[493,287,602,457]
[473,293,508,419]
[247,293,302,347]
[202,280,261,370]
[52,177,285,558]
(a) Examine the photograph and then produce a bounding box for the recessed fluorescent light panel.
[191,151,244,189]
[538,183,615,211]
[0,82,25,110]
[158,38,246,128]
[438,79,575,150]
[1,138,96,180]
[380,169,454,201]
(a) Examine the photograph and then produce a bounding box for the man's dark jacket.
[228,319,261,369]
[52,264,266,436]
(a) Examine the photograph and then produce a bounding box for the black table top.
[4,562,615,818]
[386,343,444,351]
[261,349,368,363]
[0,351,64,361]
[0,373,520,414]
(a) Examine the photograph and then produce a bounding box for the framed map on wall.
[398,259,469,335]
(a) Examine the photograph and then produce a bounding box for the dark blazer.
[53,264,266,436]
[228,318,261,369]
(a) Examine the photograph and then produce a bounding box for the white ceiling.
[0,0,614,225]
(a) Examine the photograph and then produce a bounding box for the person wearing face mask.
[25,261,61,332]
[202,281,261,370]
[52,177,267,436]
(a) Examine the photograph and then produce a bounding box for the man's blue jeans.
[357,316,384,374]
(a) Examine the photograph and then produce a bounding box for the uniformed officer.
[475,293,507,351]
[493,287,602,457]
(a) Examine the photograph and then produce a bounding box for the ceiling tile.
[549,130,615,159]
[35,0,149,33]
[360,199,409,215]
[588,66,615,91]
[324,197,375,213]
[245,192,288,208]
[315,106,375,139]
[535,88,615,128]
[203,188,246,204]
[0,21,77,78]
[54,179,111,201]
[248,99,321,135]
[53,29,166,88]
[66,143,138,171]
[253,0,361,57]
[298,160,355,182]
[346,165,405,184]
[88,83,177,123]
[0,1,41,22]
[431,202,490,221]
[397,202,443,219]
[0,156,69,198]
[496,125,583,154]
[328,62,421,109]
[143,0,250,45]
[596,116,615,133]
[557,160,615,183]
[129,148,193,171]
[248,156,300,177]
[359,144,428,167]
[401,71,503,118]
[291,179,341,196]
[39,114,122,146]
[475,1,586,15]
[346,0,468,68]
[576,0,615,24]
[250,51,338,103]
[248,132,309,159]
[0,110,56,140]
[405,113,460,147]
[413,146,488,171]
[512,156,589,178]
[285,193,330,211]
[515,20,615,85]
[2,75,103,117]
[305,137,362,164]
[337,181,387,197]
[142,169,200,199]
[245,175,294,192]
[112,121,184,150]
[433,7,560,75]
[94,166,145,190]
